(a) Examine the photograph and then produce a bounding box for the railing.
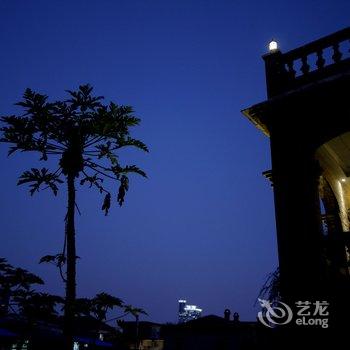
[264,27,350,97]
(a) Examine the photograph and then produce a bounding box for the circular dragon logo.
[257,298,293,328]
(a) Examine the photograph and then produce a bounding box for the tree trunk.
[64,173,76,350]
[135,315,139,350]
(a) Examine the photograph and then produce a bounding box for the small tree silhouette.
[1,85,148,349]
[0,258,44,316]
[124,305,148,349]
[256,267,281,304]
[90,292,124,322]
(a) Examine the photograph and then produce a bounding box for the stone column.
[269,121,325,302]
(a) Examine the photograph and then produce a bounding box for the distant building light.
[178,299,202,323]
[269,39,278,52]
[341,178,346,182]
[184,305,194,310]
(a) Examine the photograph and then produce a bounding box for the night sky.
[0,1,349,323]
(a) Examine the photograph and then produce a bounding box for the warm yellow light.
[269,40,278,52]
[341,178,346,183]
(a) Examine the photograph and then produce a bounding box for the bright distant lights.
[341,178,346,183]
[184,305,202,312]
[269,40,278,52]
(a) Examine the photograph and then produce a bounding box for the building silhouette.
[118,310,265,350]
[243,27,350,346]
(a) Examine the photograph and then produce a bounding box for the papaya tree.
[0,85,148,349]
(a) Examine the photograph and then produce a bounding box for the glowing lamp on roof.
[269,39,278,52]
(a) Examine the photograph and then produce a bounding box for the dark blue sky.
[0,0,349,323]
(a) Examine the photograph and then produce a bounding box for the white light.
[185,305,196,311]
[178,299,187,303]
[269,40,278,52]
[341,178,346,183]
[184,305,202,312]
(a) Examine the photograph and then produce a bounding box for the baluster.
[316,50,325,69]
[332,43,342,63]
[301,56,310,75]
[286,61,296,79]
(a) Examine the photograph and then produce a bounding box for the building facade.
[243,27,350,346]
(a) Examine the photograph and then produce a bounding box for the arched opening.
[316,132,350,278]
